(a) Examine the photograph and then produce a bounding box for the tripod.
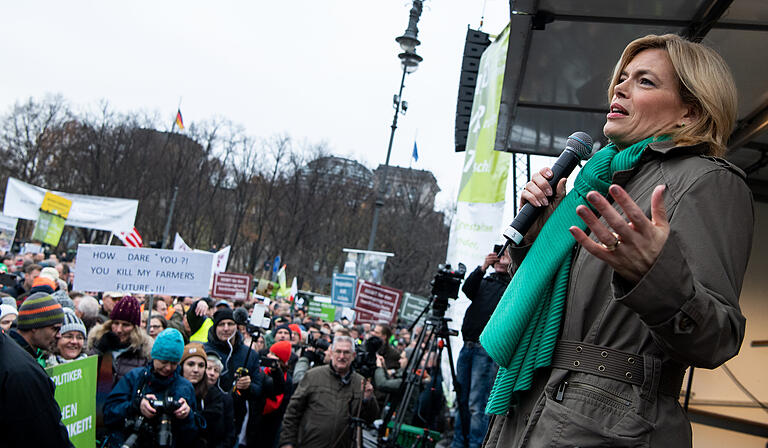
[381,264,468,448]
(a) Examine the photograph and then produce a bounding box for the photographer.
[452,249,510,448]
[280,335,378,448]
[204,308,286,448]
[257,341,294,448]
[103,328,198,448]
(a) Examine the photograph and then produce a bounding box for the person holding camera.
[103,328,199,448]
[204,308,286,448]
[257,340,294,448]
[452,248,511,448]
[280,335,379,448]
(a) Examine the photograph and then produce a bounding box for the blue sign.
[332,273,357,307]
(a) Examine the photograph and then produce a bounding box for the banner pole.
[107,232,114,246]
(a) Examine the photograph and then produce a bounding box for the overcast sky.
[0,0,516,209]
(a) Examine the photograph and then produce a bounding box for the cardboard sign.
[354,280,403,325]
[46,356,98,448]
[331,273,357,307]
[0,213,18,252]
[212,272,252,301]
[73,244,214,296]
[399,292,430,326]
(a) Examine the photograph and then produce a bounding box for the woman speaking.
[480,34,753,447]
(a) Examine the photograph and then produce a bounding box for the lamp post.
[367,0,424,251]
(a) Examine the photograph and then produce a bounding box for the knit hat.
[274,323,292,337]
[212,308,235,328]
[31,276,57,291]
[60,308,86,338]
[181,342,207,366]
[17,292,65,330]
[206,350,223,370]
[0,304,18,320]
[151,328,185,362]
[186,304,207,334]
[288,324,302,339]
[52,290,74,310]
[1,297,17,307]
[110,295,141,326]
[269,340,292,364]
[39,267,60,282]
[214,299,232,308]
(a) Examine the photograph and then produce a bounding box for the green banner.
[457,26,511,204]
[399,292,430,325]
[307,297,336,322]
[32,210,67,246]
[45,356,98,448]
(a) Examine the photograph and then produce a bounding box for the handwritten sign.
[74,244,214,296]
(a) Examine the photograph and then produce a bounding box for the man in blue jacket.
[104,328,199,448]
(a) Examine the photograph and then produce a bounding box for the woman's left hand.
[173,398,191,419]
[569,184,669,284]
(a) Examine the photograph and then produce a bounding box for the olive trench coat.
[483,141,754,448]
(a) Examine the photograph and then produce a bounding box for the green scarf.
[479,135,665,415]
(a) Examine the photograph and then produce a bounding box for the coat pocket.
[525,380,654,447]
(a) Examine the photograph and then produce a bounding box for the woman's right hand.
[140,394,158,418]
[519,167,567,244]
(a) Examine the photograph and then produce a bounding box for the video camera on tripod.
[353,336,384,378]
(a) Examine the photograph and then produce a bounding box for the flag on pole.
[175,109,184,130]
[289,277,298,302]
[117,227,143,248]
[412,141,419,162]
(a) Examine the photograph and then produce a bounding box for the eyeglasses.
[333,349,353,356]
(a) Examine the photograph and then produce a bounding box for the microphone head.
[233,307,249,326]
[566,132,593,159]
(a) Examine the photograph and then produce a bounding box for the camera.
[353,336,383,378]
[307,332,330,351]
[261,355,279,370]
[429,263,466,317]
[150,396,182,448]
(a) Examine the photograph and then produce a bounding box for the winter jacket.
[483,141,754,447]
[197,384,236,448]
[256,369,294,448]
[0,331,73,448]
[87,321,153,388]
[279,364,379,448]
[460,267,510,342]
[103,365,198,448]
[204,326,284,447]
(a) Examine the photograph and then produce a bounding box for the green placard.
[399,292,430,326]
[307,297,336,322]
[32,210,67,246]
[45,356,98,448]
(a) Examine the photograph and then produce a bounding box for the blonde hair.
[608,34,737,156]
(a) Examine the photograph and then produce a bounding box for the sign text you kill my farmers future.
[74,245,214,297]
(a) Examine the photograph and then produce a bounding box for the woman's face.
[57,331,85,359]
[205,363,221,386]
[148,317,164,338]
[111,320,135,344]
[604,48,691,149]
[0,314,16,331]
[153,359,178,378]
[182,356,207,384]
[255,336,265,351]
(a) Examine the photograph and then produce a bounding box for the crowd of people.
[0,250,448,448]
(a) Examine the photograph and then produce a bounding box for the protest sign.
[74,244,214,296]
[41,191,73,218]
[332,273,357,307]
[32,211,67,245]
[22,242,43,254]
[4,177,138,233]
[212,272,252,301]
[399,292,430,326]
[354,280,403,325]
[0,213,18,252]
[46,356,97,448]
[307,295,336,322]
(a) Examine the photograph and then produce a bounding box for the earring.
[678,123,685,128]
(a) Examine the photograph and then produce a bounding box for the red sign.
[212,272,252,301]
[354,280,403,325]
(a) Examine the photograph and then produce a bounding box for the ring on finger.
[601,232,621,252]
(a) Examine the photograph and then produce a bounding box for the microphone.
[233,307,250,326]
[498,132,593,253]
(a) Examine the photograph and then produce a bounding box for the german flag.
[175,109,184,130]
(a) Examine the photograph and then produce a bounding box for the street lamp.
[367,0,424,251]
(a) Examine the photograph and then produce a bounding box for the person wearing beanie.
[259,340,295,448]
[264,324,299,375]
[185,298,214,344]
[8,292,65,366]
[47,309,88,366]
[204,308,287,447]
[39,266,60,283]
[288,323,302,346]
[103,327,199,447]
[87,295,153,387]
[0,303,18,332]
[180,342,235,448]
[273,323,292,342]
